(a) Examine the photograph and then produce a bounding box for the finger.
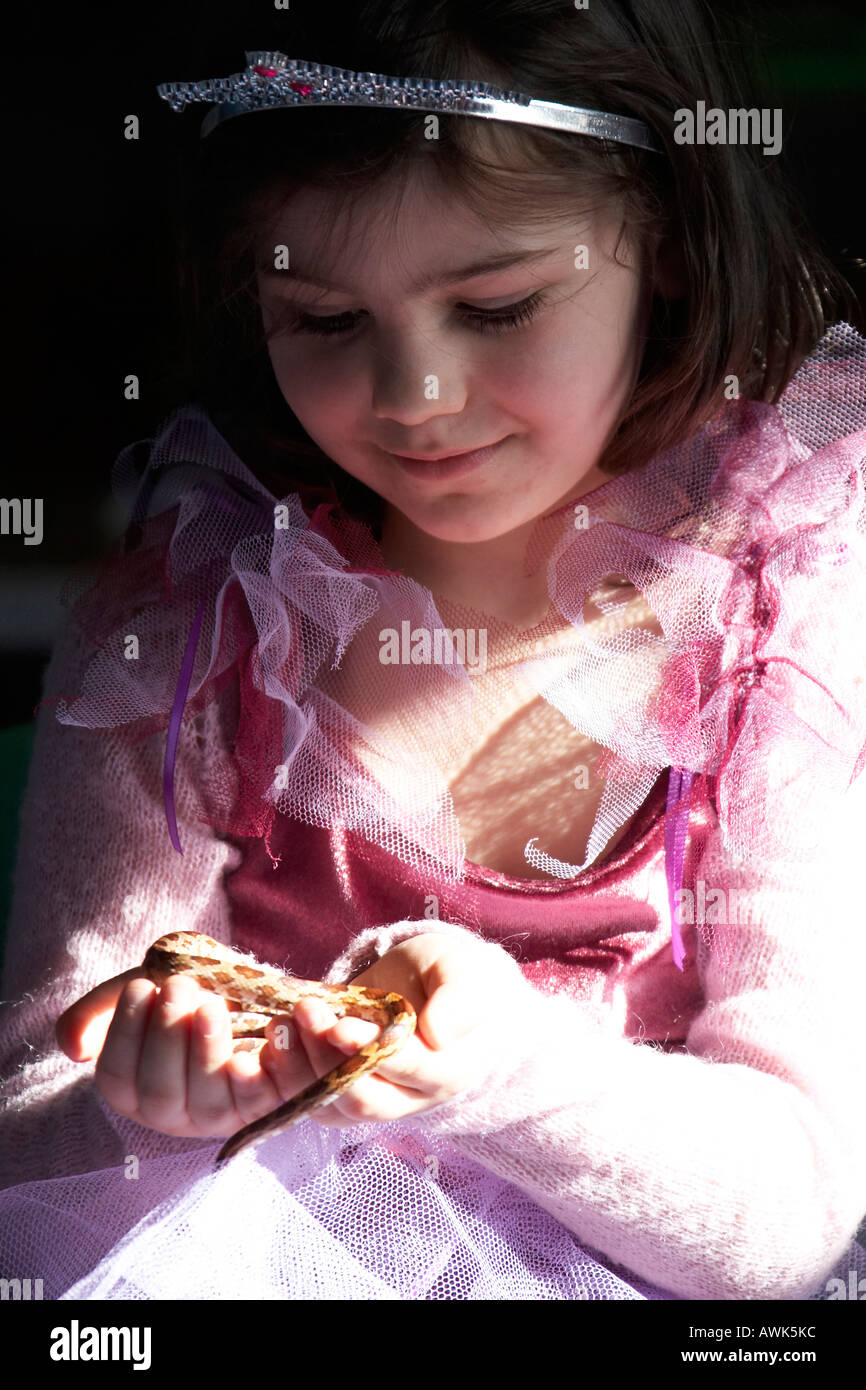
[325,1015,382,1055]
[310,1059,441,1127]
[228,1042,289,1126]
[296,1006,437,1126]
[417,982,481,1050]
[298,997,438,1093]
[302,1003,383,1057]
[94,977,157,1116]
[57,966,149,1061]
[185,995,237,1134]
[316,1021,487,1127]
[135,975,200,1129]
[291,998,355,1084]
[416,949,493,1049]
[259,1007,344,1105]
[258,1015,310,1099]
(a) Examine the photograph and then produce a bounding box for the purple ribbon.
[665,766,695,971]
[164,598,206,854]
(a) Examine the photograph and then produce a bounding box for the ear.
[653,234,687,301]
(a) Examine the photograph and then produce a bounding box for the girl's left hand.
[243,931,531,1128]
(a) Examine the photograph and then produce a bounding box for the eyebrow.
[258,246,562,294]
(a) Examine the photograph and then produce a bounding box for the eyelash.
[289,290,547,338]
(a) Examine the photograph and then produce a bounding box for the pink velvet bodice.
[220,768,710,1050]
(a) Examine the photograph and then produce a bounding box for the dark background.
[2,1,865,728]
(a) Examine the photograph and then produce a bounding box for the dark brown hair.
[156,0,861,528]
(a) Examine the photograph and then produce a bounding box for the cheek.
[535,309,641,426]
[483,333,566,405]
[268,341,356,428]
[488,339,595,433]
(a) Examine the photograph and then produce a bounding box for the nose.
[369,326,469,425]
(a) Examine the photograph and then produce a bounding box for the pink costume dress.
[1,323,865,1300]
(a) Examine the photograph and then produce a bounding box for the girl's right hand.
[55,969,310,1140]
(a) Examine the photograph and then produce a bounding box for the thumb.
[56,966,148,1061]
[418,981,480,1051]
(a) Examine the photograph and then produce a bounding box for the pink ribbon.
[665,766,695,970]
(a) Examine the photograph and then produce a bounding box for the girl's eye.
[289,290,547,338]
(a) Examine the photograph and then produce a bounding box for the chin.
[413,509,534,545]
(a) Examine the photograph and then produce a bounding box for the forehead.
[254,166,592,289]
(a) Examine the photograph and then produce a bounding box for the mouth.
[385,436,511,481]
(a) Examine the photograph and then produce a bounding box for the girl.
[1,0,865,1300]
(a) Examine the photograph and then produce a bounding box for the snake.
[142,932,417,1166]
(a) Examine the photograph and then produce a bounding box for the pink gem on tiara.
[252,65,279,77]
[289,82,314,95]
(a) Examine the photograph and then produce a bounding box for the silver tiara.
[157,51,662,154]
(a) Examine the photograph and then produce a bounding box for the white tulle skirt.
[1,1119,679,1300]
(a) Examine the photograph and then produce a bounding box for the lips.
[388,442,502,461]
[385,436,510,481]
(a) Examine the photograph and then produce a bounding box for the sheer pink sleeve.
[325,790,866,1301]
[0,612,242,1188]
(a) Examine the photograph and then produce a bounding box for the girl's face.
[256,169,652,544]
